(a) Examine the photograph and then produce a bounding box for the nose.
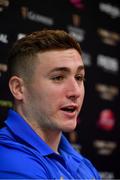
[66,78,83,101]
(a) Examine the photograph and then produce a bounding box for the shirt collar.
[5,109,80,159]
[5,109,54,156]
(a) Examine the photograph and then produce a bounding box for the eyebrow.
[48,65,85,74]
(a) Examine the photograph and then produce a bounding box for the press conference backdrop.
[0,0,120,178]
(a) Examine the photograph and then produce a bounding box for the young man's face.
[23,49,85,133]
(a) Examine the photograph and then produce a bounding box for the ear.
[9,76,24,100]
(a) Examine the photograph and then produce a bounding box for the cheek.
[40,87,60,102]
[44,85,64,98]
[79,85,85,103]
[83,87,85,99]
[82,86,85,97]
[41,87,64,111]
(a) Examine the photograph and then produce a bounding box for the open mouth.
[61,106,77,113]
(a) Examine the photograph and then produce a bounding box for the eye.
[75,75,85,82]
[51,75,64,82]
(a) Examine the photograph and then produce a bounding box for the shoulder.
[81,156,101,178]
[72,153,101,179]
[0,140,48,178]
[60,135,100,179]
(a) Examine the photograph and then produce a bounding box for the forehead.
[36,49,84,73]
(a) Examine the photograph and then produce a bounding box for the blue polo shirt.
[0,109,100,179]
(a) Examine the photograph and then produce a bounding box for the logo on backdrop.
[21,6,54,26]
[17,33,26,40]
[97,109,116,131]
[97,54,119,74]
[67,13,85,42]
[72,14,81,27]
[0,0,9,12]
[82,52,92,67]
[0,63,7,76]
[93,139,117,156]
[21,6,28,18]
[97,28,120,46]
[0,33,8,44]
[95,83,119,101]
[100,172,114,180]
[67,25,85,42]
[99,2,120,19]
[69,0,85,9]
[0,100,12,108]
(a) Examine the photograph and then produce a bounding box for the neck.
[14,106,62,153]
[35,126,62,153]
[23,118,61,152]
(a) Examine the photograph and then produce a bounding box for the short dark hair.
[7,29,82,82]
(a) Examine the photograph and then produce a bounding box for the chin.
[62,124,77,133]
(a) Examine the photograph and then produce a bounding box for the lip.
[62,110,77,118]
[60,104,79,118]
[61,104,79,109]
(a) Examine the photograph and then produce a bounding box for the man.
[0,29,100,179]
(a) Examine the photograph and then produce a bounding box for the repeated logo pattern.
[0,0,119,178]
